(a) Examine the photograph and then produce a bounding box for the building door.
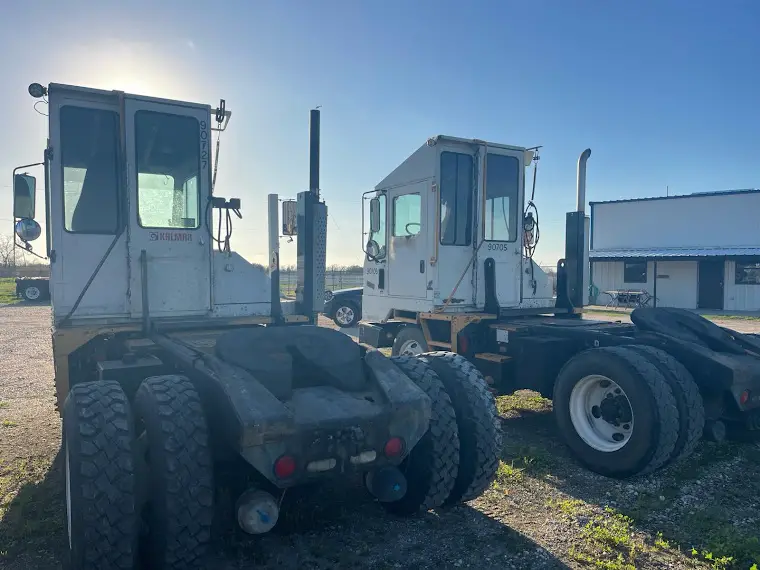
[698,259,724,310]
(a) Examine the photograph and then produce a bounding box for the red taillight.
[384,437,405,458]
[274,455,296,479]
[740,390,751,405]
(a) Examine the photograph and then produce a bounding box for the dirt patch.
[1,306,759,569]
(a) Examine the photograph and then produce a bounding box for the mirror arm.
[14,240,47,261]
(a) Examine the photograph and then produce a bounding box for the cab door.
[476,150,524,308]
[125,97,212,318]
[386,181,428,300]
[47,87,129,320]
[435,147,477,308]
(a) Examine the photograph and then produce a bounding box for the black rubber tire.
[332,300,360,328]
[631,308,743,354]
[22,284,42,302]
[627,345,705,465]
[133,375,214,570]
[553,346,680,478]
[391,326,429,357]
[416,352,502,504]
[62,381,138,570]
[385,356,460,515]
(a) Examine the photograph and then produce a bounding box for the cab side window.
[393,194,421,237]
[439,151,473,246]
[61,106,120,234]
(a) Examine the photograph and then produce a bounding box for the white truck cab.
[362,135,554,324]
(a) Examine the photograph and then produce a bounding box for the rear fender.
[240,349,432,487]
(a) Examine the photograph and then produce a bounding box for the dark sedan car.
[323,287,363,328]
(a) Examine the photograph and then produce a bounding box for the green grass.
[0,455,63,562]
[0,402,9,409]
[1,420,18,428]
[0,278,18,304]
[496,391,552,415]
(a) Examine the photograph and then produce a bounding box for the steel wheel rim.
[25,286,40,300]
[399,339,423,356]
[335,306,355,326]
[569,374,634,452]
[65,442,72,549]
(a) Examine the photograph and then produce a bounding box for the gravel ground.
[1,305,759,569]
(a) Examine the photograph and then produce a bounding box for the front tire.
[332,301,360,328]
[133,375,214,570]
[417,352,502,504]
[392,326,429,357]
[554,346,680,478]
[385,356,460,515]
[63,381,138,570]
[22,284,42,302]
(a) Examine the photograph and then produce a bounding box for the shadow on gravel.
[210,468,571,569]
[0,449,65,570]
[1,445,570,570]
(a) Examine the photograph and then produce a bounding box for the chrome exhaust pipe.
[576,148,591,213]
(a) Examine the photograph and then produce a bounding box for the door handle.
[419,260,425,273]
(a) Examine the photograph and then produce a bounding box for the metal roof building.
[589,189,760,311]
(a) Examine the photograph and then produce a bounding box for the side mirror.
[14,173,36,220]
[282,200,297,236]
[15,218,42,243]
[369,197,381,233]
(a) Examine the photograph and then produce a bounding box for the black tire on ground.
[62,381,138,570]
[133,375,214,570]
[384,356,460,515]
[22,284,42,302]
[416,352,502,504]
[332,300,360,328]
[553,346,680,478]
[391,326,429,357]
[626,345,705,465]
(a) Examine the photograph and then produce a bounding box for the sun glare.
[58,39,200,101]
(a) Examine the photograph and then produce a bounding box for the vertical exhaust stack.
[576,148,591,213]
[296,109,327,323]
[557,149,591,314]
[309,109,320,198]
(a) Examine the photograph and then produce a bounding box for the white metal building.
[589,189,760,312]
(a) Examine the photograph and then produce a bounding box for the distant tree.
[0,235,14,267]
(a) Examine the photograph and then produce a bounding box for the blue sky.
[1,0,758,267]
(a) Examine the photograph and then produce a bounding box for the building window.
[135,111,201,229]
[392,193,421,237]
[624,261,647,284]
[484,154,520,242]
[61,106,120,234]
[439,151,473,246]
[735,259,760,285]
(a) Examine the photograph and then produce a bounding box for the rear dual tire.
[62,382,138,570]
[387,352,502,514]
[133,375,214,570]
[62,376,213,570]
[554,345,703,478]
